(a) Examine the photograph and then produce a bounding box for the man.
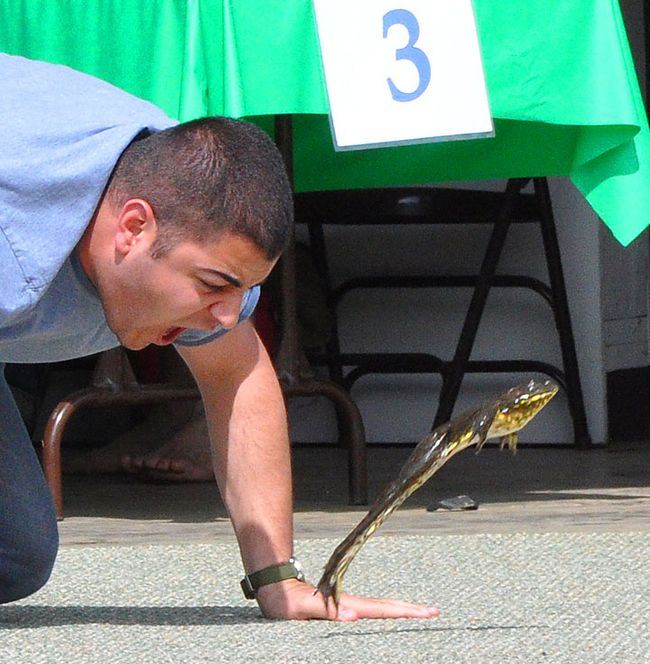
[0,54,439,621]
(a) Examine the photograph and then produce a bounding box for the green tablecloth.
[1,0,648,245]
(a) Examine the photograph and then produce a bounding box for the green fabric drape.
[1,0,648,245]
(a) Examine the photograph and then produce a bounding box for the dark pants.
[0,365,59,603]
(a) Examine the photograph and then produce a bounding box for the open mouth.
[159,326,186,345]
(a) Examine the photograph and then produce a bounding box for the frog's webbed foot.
[316,530,363,611]
[315,570,342,611]
[499,433,518,453]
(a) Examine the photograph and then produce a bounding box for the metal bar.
[330,274,554,308]
[533,178,591,446]
[273,115,301,385]
[42,385,200,519]
[283,379,368,504]
[273,114,368,503]
[432,178,529,428]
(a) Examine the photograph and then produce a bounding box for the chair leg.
[534,178,591,447]
[306,220,346,385]
[433,178,529,427]
[283,378,368,505]
[42,383,201,519]
[41,379,367,516]
[42,390,98,520]
[276,115,367,503]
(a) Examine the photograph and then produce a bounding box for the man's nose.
[208,293,242,330]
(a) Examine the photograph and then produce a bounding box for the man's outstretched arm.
[177,320,439,621]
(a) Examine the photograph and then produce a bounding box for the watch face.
[241,576,256,599]
[290,557,306,582]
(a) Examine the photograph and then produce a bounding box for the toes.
[120,453,213,482]
[168,458,189,474]
[120,454,142,473]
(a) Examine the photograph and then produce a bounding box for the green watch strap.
[240,558,304,599]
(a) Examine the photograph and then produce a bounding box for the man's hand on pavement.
[255,578,440,622]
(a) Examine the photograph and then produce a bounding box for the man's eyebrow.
[199,268,242,289]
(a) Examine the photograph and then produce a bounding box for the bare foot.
[120,403,214,482]
[63,416,165,475]
[62,400,213,482]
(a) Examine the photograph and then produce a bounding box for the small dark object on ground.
[427,495,479,512]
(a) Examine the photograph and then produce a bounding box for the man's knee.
[0,523,59,603]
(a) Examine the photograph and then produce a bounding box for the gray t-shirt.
[0,54,258,363]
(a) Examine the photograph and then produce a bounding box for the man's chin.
[115,332,151,351]
[124,341,151,351]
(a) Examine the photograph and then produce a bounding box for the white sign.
[312,0,494,150]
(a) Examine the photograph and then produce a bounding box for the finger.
[312,591,438,621]
[339,595,440,620]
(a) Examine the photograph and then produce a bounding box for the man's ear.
[114,199,157,256]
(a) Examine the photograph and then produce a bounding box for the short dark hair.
[106,117,293,259]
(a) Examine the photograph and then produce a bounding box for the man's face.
[96,227,277,351]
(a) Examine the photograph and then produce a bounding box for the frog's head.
[489,379,559,437]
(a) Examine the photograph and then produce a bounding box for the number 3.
[383,9,431,102]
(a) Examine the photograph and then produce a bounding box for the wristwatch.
[240,557,305,599]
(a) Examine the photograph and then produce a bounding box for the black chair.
[294,177,591,446]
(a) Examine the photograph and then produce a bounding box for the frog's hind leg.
[499,433,518,453]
